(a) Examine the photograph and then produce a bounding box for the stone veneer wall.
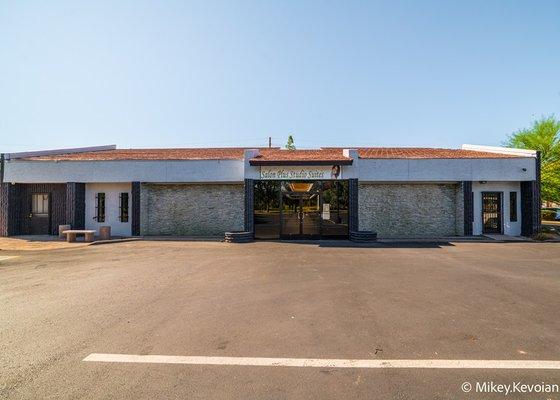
[358,183,464,238]
[140,183,244,236]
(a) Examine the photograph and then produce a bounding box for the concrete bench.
[62,230,96,243]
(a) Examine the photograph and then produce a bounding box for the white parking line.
[83,354,560,369]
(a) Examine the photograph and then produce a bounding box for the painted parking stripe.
[83,354,560,369]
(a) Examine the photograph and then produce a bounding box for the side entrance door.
[29,193,50,234]
[482,192,502,234]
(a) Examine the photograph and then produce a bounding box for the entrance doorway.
[281,184,321,238]
[253,180,349,239]
[482,192,502,234]
[29,193,50,234]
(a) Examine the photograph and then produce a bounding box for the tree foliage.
[505,116,560,203]
[285,135,296,150]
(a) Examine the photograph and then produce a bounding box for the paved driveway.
[1,241,560,399]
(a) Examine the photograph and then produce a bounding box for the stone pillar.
[521,152,541,237]
[244,179,254,234]
[348,178,359,232]
[131,182,141,236]
[462,181,473,236]
[66,183,85,230]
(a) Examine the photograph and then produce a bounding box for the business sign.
[260,165,342,180]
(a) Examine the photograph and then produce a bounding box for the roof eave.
[249,159,353,166]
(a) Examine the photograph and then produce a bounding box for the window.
[253,181,281,239]
[471,192,474,218]
[31,194,49,215]
[321,180,349,237]
[509,191,517,222]
[95,193,106,222]
[119,193,129,222]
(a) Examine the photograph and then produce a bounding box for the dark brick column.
[535,151,542,232]
[348,178,359,232]
[244,179,254,234]
[131,182,141,236]
[0,183,9,236]
[66,183,85,229]
[0,183,23,236]
[521,152,541,237]
[462,181,473,236]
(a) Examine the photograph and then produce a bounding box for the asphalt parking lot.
[1,240,560,399]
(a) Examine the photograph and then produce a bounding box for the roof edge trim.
[249,159,353,166]
[461,144,536,157]
[6,145,117,160]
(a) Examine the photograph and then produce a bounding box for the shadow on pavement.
[270,240,455,249]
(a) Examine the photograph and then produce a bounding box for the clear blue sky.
[1,0,559,152]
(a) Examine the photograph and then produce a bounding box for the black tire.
[349,230,378,243]
[224,231,254,243]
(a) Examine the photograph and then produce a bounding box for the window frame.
[119,192,129,222]
[31,193,49,215]
[509,191,518,222]
[95,193,106,223]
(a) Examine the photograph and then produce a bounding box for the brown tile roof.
[326,147,521,159]
[249,149,352,165]
[251,148,522,163]
[22,148,263,161]
[20,147,522,161]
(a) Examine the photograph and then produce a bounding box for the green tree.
[285,135,296,150]
[505,116,560,204]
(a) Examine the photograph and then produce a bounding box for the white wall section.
[357,158,536,182]
[472,181,521,236]
[4,156,536,184]
[85,183,132,236]
[4,159,245,183]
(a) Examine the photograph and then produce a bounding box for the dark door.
[280,190,321,239]
[482,192,502,234]
[29,193,50,234]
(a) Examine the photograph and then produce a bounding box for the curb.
[89,238,143,246]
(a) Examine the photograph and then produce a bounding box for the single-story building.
[0,144,541,239]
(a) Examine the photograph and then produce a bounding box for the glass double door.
[253,180,349,240]
[281,192,321,238]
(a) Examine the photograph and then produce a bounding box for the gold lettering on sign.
[259,166,342,180]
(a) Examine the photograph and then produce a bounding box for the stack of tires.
[349,230,378,243]
[224,231,254,243]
